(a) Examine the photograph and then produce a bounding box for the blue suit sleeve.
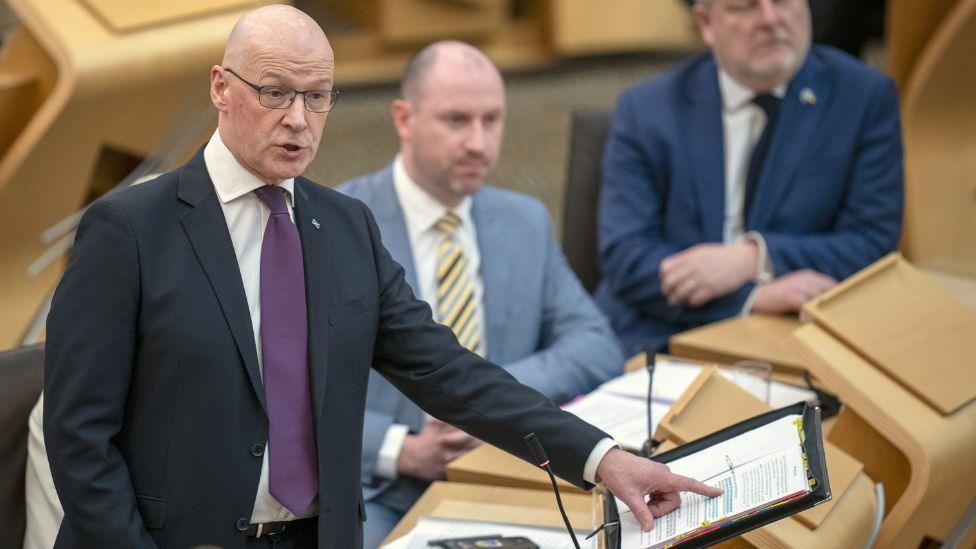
[44,201,158,548]
[760,78,903,279]
[598,92,754,325]
[503,220,624,404]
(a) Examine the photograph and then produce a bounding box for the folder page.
[617,414,811,548]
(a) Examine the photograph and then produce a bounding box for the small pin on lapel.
[311,218,320,229]
[800,87,817,105]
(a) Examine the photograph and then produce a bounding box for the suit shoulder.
[618,53,713,104]
[335,166,391,204]
[93,171,179,218]
[477,186,550,227]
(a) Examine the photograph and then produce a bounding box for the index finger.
[662,473,724,498]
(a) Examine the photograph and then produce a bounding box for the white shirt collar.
[392,154,473,234]
[718,69,787,113]
[204,128,295,206]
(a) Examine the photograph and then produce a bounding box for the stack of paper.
[618,415,813,548]
[562,358,815,452]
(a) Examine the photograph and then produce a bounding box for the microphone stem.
[543,464,582,549]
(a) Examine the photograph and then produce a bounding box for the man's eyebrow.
[259,71,333,88]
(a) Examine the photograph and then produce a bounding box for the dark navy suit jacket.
[43,149,607,548]
[595,46,904,354]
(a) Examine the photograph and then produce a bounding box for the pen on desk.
[725,455,735,476]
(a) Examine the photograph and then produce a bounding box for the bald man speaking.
[43,7,718,548]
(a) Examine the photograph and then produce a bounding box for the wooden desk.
[668,314,808,378]
[447,443,584,494]
[383,481,594,546]
[790,324,976,547]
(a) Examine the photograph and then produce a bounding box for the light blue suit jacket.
[339,165,623,511]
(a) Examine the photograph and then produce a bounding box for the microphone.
[524,433,581,549]
[641,358,661,458]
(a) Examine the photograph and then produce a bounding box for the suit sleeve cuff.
[584,437,621,485]
[743,231,774,283]
[377,424,409,480]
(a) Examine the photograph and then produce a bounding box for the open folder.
[604,402,831,548]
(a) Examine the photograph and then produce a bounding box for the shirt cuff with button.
[584,437,622,485]
[377,424,410,480]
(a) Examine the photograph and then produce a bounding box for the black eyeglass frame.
[223,67,340,113]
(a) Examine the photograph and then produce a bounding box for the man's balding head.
[400,41,502,106]
[392,41,505,207]
[210,6,335,185]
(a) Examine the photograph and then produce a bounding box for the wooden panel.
[384,481,594,545]
[920,268,976,311]
[669,314,808,377]
[899,0,976,278]
[788,323,976,547]
[803,254,976,414]
[378,0,509,45]
[0,0,266,349]
[885,0,960,89]
[446,443,584,494]
[549,0,701,56]
[78,0,270,32]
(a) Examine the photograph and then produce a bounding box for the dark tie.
[742,93,782,226]
[254,185,317,516]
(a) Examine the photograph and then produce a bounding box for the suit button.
[251,443,265,457]
[237,518,249,532]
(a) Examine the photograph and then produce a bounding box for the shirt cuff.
[583,437,621,485]
[742,231,774,283]
[741,285,761,315]
[377,424,410,480]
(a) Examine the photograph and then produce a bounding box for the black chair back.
[0,343,45,547]
[561,110,611,293]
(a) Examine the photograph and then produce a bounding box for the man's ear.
[391,99,412,142]
[692,4,716,48]
[211,66,230,111]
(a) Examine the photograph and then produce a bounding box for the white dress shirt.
[718,70,783,304]
[374,155,615,486]
[203,129,314,524]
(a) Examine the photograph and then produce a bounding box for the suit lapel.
[178,154,265,412]
[472,190,511,360]
[372,169,419,291]
[293,179,332,421]
[748,53,830,229]
[681,58,726,242]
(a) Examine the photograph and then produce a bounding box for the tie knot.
[752,93,781,117]
[436,211,461,235]
[254,185,289,215]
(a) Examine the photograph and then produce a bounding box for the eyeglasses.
[223,67,340,113]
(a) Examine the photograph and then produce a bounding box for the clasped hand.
[397,418,482,481]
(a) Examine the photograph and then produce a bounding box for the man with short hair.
[43,6,717,548]
[596,0,903,354]
[340,41,623,546]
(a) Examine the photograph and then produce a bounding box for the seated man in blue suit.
[340,41,623,546]
[596,0,904,354]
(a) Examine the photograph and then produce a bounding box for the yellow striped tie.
[435,212,482,355]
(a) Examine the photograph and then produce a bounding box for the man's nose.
[282,95,309,130]
[465,122,487,153]
[756,0,780,26]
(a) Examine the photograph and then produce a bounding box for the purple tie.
[254,185,318,516]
